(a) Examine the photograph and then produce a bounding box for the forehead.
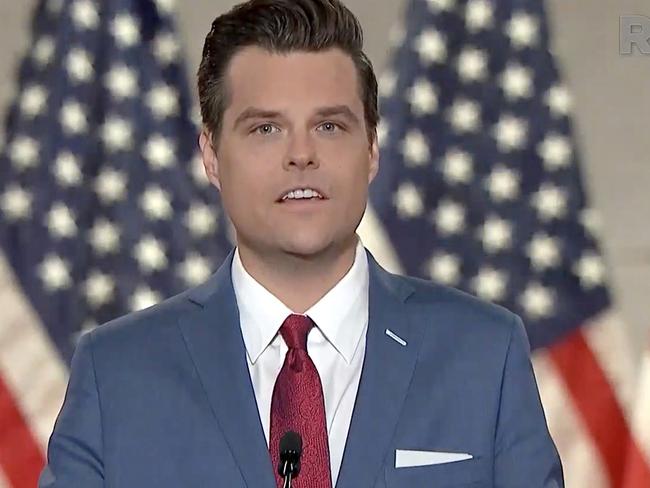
[223,46,363,113]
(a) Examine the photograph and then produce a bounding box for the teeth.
[282,188,323,200]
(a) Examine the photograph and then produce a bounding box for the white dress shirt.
[231,238,369,486]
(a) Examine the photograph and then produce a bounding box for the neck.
[237,235,359,313]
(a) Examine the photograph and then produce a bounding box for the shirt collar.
[231,238,369,365]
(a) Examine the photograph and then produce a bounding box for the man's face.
[200,46,379,259]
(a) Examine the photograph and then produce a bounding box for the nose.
[283,130,319,171]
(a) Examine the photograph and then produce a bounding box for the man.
[40,0,563,486]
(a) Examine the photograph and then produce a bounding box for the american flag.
[358,0,650,486]
[0,0,232,486]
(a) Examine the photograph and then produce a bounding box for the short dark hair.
[197,0,378,145]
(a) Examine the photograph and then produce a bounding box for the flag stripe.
[548,328,645,486]
[0,254,67,448]
[622,351,650,487]
[583,312,637,416]
[0,375,43,488]
[533,352,608,488]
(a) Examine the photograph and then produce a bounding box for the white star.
[89,218,120,254]
[448,98,480,132]
[426,0,455,12]
[1,185,32,221]
[190,105,202,128]
[546,85,572,116]
[111,13,140,48]
[191,153,210,187]
[472,267,507,302]
[377,119,389,147]
[507,12,539,49]
[32,36,55,67]
[441,148,473,184]
[85,271,115,308]
[500,63,533,99]
[130,285,162,311]
[95,168,127,204]
[493,114,527,151]
[414,29,447,65]
[153,0,175,14]
[532,183,568,221]
[580,208,602,237]
[393,183,424,219]
[401,129,430,167]
[520,283,555,319]
[46,202,77,239]
[408,78,438,116]
[102,116,133,151]
[143,134,175,169]
[378,70,397,98]
[105,64,138,99]
[466,0,493,31]
[9,136,39,171]
[39,254,72,292]
[485,165,520,202]
[66,48,94,83]
[60,100,88,134]
[71,0,99,30]
[433,199,465,235]
[479,216,513,253]
[178,253,212,286]
[134,235,167,273]
[574,252,606,289]
[538,133,572,170]
[457,47,488,83]
[153,32,180,65]
[426,252,461,285]
[140,185,173,220]
[20,85,48,118]
[527,233,561,271]
[185,202,217,237]
[54,151,82,187]
[146,84,179,119]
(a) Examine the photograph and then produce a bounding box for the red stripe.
[622,440,650,488]
[0,374,44,488]
[549,328,650,486]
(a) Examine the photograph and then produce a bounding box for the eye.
[254,124,280,135]
[317,121,341,133]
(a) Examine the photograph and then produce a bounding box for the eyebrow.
[232,104,360,129]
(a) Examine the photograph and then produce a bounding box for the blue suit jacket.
[40,248,563,487]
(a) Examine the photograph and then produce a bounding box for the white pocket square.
[395,449,473,468]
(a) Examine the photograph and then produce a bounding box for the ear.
[199,129,221,191]
[368,132,380,184]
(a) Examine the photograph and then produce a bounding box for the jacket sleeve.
[39,331,104,487]
[494,314,564,487]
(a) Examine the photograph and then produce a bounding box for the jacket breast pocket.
[384,458,489,487]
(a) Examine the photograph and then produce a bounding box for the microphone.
[278,431,302,488]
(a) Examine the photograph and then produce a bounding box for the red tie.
[269,314,332,488]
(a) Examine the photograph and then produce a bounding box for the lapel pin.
[385,328,407,346]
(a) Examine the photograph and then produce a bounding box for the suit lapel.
[177,250,276,488]
[335,250,425,488]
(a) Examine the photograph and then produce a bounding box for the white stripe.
[358,205,404,274]
[0,252,68,449]
[533,352,608,488]
[582,311,637,418]
[0,467,10,488]
[630,349,650,463]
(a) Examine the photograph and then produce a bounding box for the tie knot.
[279,314,314,351]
